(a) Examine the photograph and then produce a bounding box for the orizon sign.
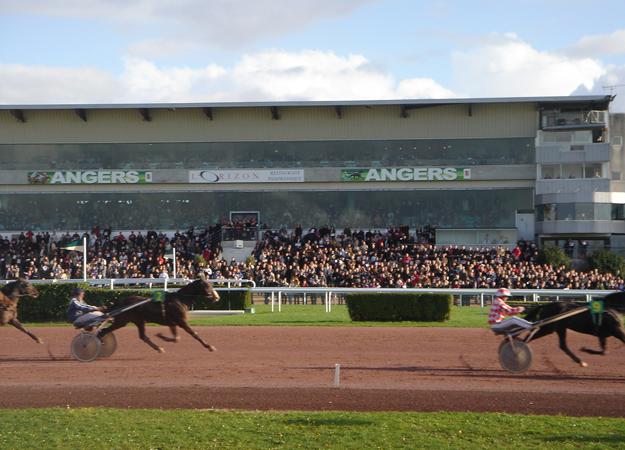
[189,169,304,183]
[341,167,471,182]
[28,170,153,184]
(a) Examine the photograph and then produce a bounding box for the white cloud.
[0,50,455,104]
[1,35,622,111]
[451,34,605,97]
[565,29,625,58]
[119,58,227,102]
[573,64,625,111]
[229,50,454,101]
[1,0,376,52]
[0,64,119,104]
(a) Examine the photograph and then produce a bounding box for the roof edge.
[0,95,613,111]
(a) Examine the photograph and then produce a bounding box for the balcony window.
[542,109,607,129]
[561,164,583,179]
[537,203,615,222]
[540,165,560,179]
[584,163,603,179]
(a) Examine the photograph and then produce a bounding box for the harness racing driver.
[66,288,106,328]
[489,288,533,333]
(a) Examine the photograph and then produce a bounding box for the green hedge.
[16,283,251,322]
[345,293,451,322]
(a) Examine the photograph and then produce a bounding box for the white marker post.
[172,247,177,279]
[334,363,341,388]
[82,236,87,281]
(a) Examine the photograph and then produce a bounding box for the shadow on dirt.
[294,365,625,383]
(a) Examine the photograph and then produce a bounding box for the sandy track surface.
[1,326,624,416]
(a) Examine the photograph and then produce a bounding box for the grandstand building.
[0,95,622,253]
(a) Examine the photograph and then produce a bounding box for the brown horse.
[0,279,42,343]
[98,274,220,353]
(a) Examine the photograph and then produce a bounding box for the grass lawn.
[189,304,489,327]
[24,305,490,328]
[1,408,624,449]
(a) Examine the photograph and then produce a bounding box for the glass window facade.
[537,203,614,221]
[0,189,533,231]
[0,138,535,170]
[538,163,606,179]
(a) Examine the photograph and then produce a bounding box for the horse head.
[176,272,220,303]
[1,278,39,300]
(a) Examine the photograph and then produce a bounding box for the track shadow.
[0,356,144,363]
[0,356,74,362]
[294,365,625,383]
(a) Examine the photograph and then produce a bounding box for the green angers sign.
[28,170,153,185]
[341,167,471,182]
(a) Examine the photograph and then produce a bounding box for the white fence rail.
[0,278,256,289]
[0,278,615,312]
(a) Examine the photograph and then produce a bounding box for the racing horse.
[98,273,220,353]
[0,279,42,343]
[524,292,625,367]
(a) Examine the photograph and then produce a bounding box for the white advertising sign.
[189,169,304,183]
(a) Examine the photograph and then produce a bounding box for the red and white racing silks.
[488,288,524,325]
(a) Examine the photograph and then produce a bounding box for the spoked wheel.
[98,333,117,358]
[499,338,533,373]
[71,333,101,362]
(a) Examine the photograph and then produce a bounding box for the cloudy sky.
[1,0,625,109]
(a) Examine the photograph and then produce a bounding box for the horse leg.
[557,328,587,367]
[581,335,607,355]
[156,325,179,343]
[9,318,43,344]
[135,320,165,353]
[178,319,216,351]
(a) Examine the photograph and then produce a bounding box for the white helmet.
[496,288,511,298]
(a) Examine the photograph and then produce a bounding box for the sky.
[1,0,625,110]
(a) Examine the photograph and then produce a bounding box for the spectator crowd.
[1,225,623,290]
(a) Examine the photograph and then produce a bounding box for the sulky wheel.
[498,338,533,373]
[98,332,117,358]
[71,332,102,362]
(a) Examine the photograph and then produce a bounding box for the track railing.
[0,278,615,312]
[0,278,256,289]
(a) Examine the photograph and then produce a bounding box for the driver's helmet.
[496,288,511,298]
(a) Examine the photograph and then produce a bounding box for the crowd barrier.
[0,278,615,312]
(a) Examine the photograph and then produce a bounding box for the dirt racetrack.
[2,325,625,416]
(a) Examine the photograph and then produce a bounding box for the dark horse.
[98,274,220,353]
[0,279,42,343]
[524,292,625,367]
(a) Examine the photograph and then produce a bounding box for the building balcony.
[537,220,625,235]
[535,178,610,195]
[541,110,607,130]
[535,142,610,164]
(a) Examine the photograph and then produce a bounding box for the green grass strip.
[25,305,490,328]
[0,408,624,449]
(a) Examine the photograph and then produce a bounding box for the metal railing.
[0,278,256,289]
[0,277,614,312]
[249,287,615,312]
